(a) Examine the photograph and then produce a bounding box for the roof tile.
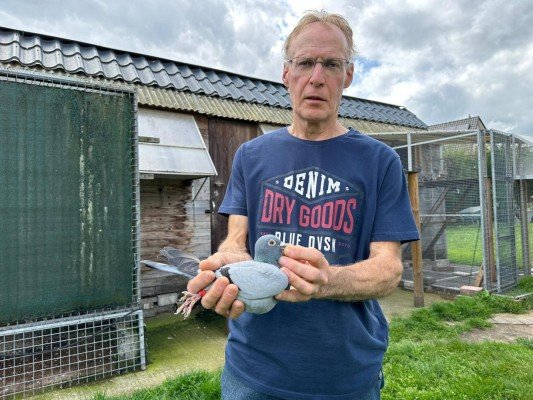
[0,27,427,128]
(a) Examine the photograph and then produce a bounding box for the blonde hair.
[283,10,356,60]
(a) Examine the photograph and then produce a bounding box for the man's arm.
[276,241,402,302]
[201,215,251,269]
[187,214,251,318]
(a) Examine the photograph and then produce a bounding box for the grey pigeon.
[141,235,289,318]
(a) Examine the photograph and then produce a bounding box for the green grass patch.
[93,370,221,400]
[517,275,533,292]
[502,277,533,309]
[446,222,533,268]
[389,289,529,343]
[383,340,533,400]
[385,290,532,399]
[446,224,484,266]
[92,292,533,400]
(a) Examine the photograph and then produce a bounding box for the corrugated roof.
[0,27,426,129]
[429,116,486,131]
[138,87,419,133]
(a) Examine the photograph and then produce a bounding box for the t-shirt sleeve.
[371,156,420,243]
[218,145,248,217]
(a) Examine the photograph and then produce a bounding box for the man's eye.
[324,59,343,69]
[297,59,315,68]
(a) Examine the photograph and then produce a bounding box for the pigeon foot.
[175,291,202,318]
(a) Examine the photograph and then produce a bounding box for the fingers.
[277,245,329,302]
[275,288,311,303]
[194,253,248,319]
[187,270,215,293]
[199,254,224,271]
[201,277,232,309]
[279,256,328,286]
[278,262,318,298]
[282,245,329,272]
[201,278,245,319]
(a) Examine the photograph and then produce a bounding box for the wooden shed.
[0,27,427,316]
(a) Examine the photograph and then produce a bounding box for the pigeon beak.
[280,243,287,255]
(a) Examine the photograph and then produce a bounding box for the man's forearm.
[314,256,403,302]
[214,215,252,264]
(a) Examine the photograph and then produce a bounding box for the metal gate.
[490,130,519,291]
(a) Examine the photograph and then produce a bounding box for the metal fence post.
[519,179,531,275]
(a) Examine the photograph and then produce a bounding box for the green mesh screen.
[0,78,135,324]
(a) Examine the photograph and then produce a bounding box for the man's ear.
[282,63,290,88]
[344,63,354,89]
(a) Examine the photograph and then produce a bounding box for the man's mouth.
[305,96,326,102]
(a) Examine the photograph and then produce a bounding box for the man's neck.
[288,121,347,141]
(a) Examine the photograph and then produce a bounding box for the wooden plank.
[141,241,210,255]
[141,275,186,287]
[408,172,424,307]
[141,221,210,232]
[474,264,484,287]
[140,205,210,216]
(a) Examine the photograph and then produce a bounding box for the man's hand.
[275,245,329,302]
[278,241,402,302]
[186,253,246,319]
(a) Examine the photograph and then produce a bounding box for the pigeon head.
[254,234,285,266]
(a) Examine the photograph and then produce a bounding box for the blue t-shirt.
[219,128,419,399]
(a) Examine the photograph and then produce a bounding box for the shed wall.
[140,115,213,316]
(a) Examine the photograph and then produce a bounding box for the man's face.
[283,22,354,127]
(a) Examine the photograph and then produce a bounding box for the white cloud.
[338,0,533,136]
[0,0,531,137]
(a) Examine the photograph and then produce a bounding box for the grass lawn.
[92,278,533,400]
[446,222,533,268]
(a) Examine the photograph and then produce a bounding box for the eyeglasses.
[285,57,351,75]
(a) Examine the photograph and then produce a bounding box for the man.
[188,10,419,400]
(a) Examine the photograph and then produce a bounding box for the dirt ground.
[377,288,452,320]
[28,289,530,400]
[460,311,533,343]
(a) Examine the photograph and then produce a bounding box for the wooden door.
[208,119,258,253]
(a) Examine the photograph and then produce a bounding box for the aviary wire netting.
[0,70,145,398]
[371,129,531,293]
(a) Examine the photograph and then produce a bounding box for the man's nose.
[309,62,326,85]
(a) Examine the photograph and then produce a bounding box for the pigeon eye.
[268,239,276,246]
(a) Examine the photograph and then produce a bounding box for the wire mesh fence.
[372,129,530,294]
[491,131,519,291]
[0,70,145,398]
[0,310,144,399]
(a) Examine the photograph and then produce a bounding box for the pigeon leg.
[175,290,206,318]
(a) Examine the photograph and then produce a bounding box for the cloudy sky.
[1,0,532,137]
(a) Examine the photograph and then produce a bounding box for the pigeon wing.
[160,247,201,265]
[141,260,198,279]
[157,247,200,278]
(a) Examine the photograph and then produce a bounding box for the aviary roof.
[0,27,426,129]
[429,116,486,131]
